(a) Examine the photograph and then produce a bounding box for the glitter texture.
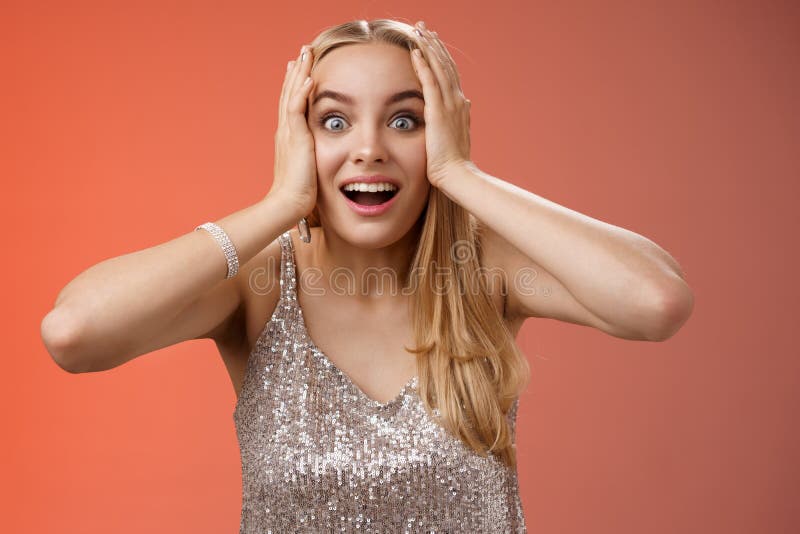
[233,231,526,533]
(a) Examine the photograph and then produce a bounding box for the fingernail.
[303,76,311,85]
[413,28,422,37]
[301,51,306,62]
[419,21,427,29]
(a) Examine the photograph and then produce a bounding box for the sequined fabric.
[233,231,526,533]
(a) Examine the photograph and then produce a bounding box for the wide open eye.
[391,113,423,131]
[318,112,423,132]
[391,115,416,130]
[319,114,348,131]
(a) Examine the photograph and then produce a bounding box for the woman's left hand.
[410,21,472,188]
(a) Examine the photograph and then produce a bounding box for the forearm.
[44,194,299,359]
[436,161,689,329]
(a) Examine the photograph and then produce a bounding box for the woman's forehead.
[313,42,415,80]
[311,44,420,107]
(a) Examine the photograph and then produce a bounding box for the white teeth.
[342,182,398,192]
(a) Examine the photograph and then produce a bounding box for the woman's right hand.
[269,45,318,219]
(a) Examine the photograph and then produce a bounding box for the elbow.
[40,308,91,373]
[644,279,695,342]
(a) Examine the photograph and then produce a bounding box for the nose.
[350,124,389,164]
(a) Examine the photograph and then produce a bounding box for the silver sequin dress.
[233,231,527,533]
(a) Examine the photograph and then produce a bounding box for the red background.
[3,1,798,532]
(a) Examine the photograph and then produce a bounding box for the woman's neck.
[310,221,422,301]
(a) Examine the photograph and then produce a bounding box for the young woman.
[41,18,694,533]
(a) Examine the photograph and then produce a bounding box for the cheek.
[401,141,428,177]
[400,147,430,194]
[312,138,343,176]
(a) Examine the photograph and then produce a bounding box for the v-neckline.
[284,230,419,409]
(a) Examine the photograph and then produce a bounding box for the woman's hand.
[268,45,318,219]
[410,22,472,188]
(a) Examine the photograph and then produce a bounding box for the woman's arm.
[407,23,692,341]
[437,161,694,341]
[40,194,301,373]
[41,44,324,372]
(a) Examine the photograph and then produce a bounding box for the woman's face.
[308,42,429,248]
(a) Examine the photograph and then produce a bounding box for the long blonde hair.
[303,19,530,469]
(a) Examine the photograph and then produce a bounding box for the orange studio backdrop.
[3,1,798,533]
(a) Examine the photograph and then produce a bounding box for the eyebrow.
[311,89,424,107]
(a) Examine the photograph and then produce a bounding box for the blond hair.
[303,19,530,469]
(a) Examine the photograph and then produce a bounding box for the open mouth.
[340,185,399,206]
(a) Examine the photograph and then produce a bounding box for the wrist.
[434,159,476,190]
[259,193,307,230]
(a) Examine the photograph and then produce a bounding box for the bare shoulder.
[240,226,321,347]
[211,232,284,351]
[236,233,286,353]
[214,232,286,398]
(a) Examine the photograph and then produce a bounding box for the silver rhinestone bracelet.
[195,222,240,279]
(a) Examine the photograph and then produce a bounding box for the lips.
[341,187,399,216]
[338,175,401,216]
[338,174,401,208]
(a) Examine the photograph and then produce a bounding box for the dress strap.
[277,231,297,302]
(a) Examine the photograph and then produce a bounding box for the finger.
[288,70,315,118]
[278,59,296,123]
[426,30,463,96]
[280,46,308,122]
[280,55,301,124]
[414,26,455,108]
[290,45,315,98]
[410,48,444,112]
[287,47,316,117]
[420,26,462,101]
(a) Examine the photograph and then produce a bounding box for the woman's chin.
[316,215,399,248]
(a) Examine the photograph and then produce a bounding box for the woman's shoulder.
[237,234,288,351]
